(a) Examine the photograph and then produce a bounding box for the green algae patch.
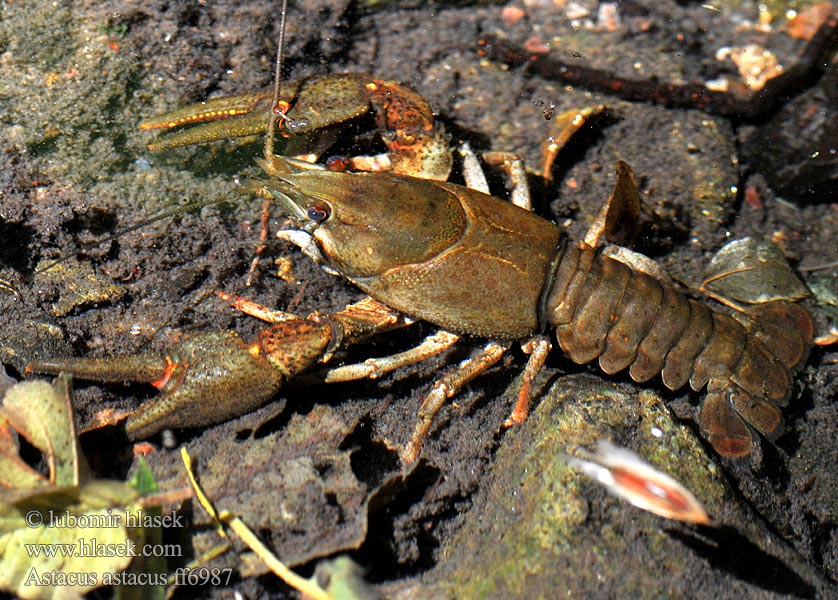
[34,259,126,318]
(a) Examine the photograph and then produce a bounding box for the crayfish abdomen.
[545,243,812,457]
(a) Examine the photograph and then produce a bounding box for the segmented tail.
[544,244,813,457]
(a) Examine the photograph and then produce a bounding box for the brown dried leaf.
[193,404,370,567]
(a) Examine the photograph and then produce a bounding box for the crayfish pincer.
[26,297,410,440]
[262,158,813,461]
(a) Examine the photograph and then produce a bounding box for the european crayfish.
[28,134,815,467]
[25,34,815,468]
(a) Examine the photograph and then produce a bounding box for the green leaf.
[0,480,142,600]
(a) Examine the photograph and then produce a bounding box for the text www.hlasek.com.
[25,537,181,559]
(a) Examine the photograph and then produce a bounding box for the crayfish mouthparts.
[276,229,332,273]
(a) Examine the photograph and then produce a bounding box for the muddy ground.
[1,1,837,598]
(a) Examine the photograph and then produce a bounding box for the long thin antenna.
[264,0,289,160]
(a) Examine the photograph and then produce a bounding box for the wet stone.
[407,375,832,599]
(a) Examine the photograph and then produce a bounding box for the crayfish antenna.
[262,0,314,158]
[248,0,300,287]
[29,195,232,279]
[264,0,289,160]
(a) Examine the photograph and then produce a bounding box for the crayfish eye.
[306,201,330,222]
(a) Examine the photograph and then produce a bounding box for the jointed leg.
[317,330,461,383]
[503,334,552,427]
[401,340,512,465]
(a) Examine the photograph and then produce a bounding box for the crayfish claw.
[124,331,287,439]
[25,296,417,441]
[28,331,287,440]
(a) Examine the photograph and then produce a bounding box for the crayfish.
[26,51,814,466]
